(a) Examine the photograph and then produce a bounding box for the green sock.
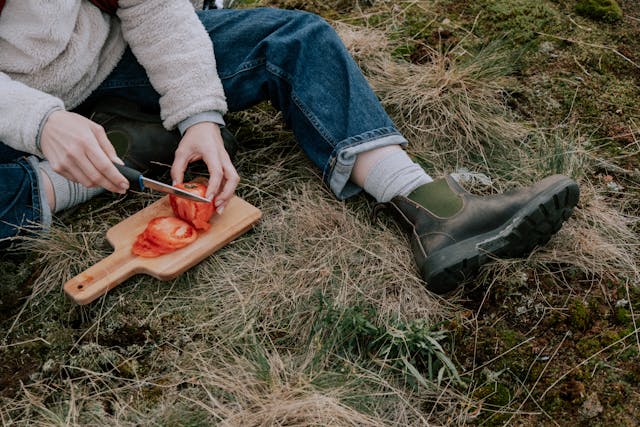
[407,178,462,218]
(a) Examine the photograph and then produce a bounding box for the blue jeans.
[0,8,406,242]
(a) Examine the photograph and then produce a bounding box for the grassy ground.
[1,0,639,425]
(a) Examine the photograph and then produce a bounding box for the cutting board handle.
[63,196,262,305]
[64,250,137,305]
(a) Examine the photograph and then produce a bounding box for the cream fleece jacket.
[0,0,227,157]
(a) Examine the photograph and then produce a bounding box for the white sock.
[362,149,432,202]
[38,161,105,213]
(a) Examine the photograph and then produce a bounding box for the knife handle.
[114,163,144,191]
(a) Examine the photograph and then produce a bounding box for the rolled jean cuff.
[26,155,52,229]
[329,130,408,200]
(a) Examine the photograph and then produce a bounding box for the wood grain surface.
[64,196,262,305]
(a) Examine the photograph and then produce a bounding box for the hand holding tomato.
[169,182,215,231]
[171,122,239,214]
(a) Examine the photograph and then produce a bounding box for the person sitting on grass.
[0,0,579,294]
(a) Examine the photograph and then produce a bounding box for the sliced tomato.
[169,182,215,231]
[144,216,197,249]
[132,233,173,258]
[131,216,197,257]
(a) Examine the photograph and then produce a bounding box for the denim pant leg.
[0,146,49,243]
[90,8,407,200]
[204,9,408,199]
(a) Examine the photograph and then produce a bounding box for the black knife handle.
[113,163,143,190]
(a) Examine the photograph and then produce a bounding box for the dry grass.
[336,22,528,173]
[1,1,639,426]
[537,183,639,283]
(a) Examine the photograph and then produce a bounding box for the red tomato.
[144,216,197,249]
[169,182,215,231]
[131,216,197,257]
[132,233,173,258]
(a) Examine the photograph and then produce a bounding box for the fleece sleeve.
[116,0,227,131]
[0,72,65,156]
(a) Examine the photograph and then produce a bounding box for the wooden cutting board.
[64,196,261,305]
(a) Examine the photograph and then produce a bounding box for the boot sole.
[423,177,580,294]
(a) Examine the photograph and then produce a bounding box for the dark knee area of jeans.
[0,156,42,244]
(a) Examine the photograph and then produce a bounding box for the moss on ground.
[1,0,639,425]
[568,299,592,332]
[575,0,623,23]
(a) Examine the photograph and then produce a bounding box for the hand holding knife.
[114,163,212,203]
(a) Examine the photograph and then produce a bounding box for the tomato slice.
[132,233,174,258]
[145,216,197,248]
[144,216,197,249]
[169,182,215,231]
[131,216,197,257]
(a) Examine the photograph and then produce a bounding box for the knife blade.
[114,163,212,203]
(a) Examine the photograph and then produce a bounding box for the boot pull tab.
[371,201,390,222]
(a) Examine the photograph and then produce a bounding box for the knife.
[114,163,212,203]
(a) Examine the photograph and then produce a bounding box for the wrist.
[184,121,220,136]
[37,107,65,155]
[178,111,225,135]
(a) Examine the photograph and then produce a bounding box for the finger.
[93,159,129,194]
[91,132,129,192]
[170,150,190,185]
[204,161,223,201]
[197,146,224,200]
[82,147,128,193]
[60,161,94,190]
[215,164,240,207]
[66,168,90,188]
[80,163,123,193]
[93,124,124,165]
[48,152,96,189]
